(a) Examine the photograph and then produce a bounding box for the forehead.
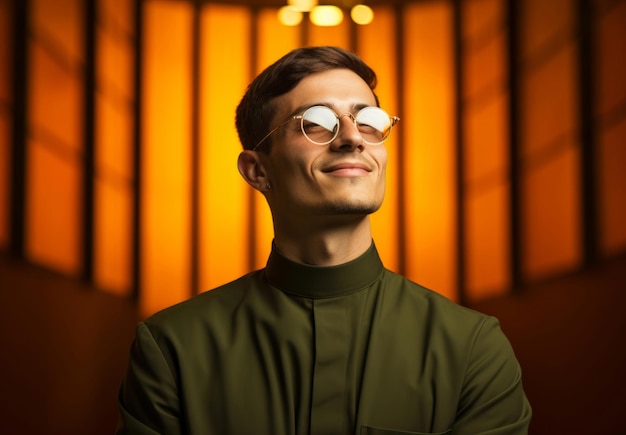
[273,68,377,118]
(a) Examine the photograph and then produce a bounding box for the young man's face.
[262,68,388,222]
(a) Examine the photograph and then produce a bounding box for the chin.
[325,199,382,216]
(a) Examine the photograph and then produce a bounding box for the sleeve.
[453,316,532,435]
[116,322,182,435]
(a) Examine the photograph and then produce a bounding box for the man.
[117,46,531,434]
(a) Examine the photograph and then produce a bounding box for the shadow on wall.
[0,253,139,435]
[470,252,626,435]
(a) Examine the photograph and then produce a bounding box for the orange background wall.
[0,0,625,433]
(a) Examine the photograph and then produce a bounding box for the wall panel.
[519,1,582,281]
[141,0,193,316]
[100,0,135,37]
[0,0,11,247]
[26,0,84,275]
[522,145,581,280]
[306,16,350,48]
[460,0,510,300]
[94,0,135,295]
[520,0,575,61]
[465,183,510,297]
[598,120,626,255]
[595,0,626,118]
[31,0,83,64]
[462,0,501,40]
[403,2,456,300]
[595,0,626,256]
[27,139,83,274]
[199,4,252,291]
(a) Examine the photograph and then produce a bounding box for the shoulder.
[143,270,261,334]
[381,269,489,320]
[378,269,503,343]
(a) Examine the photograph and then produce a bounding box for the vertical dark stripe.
[9,0,29,258]
[349,16,358,53]
[247,8,260,271]
[452,0,467,304]
[395,4,407,276]
[506,0,522,289]
[301,14,309,46]
[131,0,144,302]
[190,0,201,296]
[577,0,598,266]
[82,0,97,283]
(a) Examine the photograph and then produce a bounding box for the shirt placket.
[309,297,348,435]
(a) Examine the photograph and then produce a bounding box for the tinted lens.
[301,106,339,144]
[355,107,393,144]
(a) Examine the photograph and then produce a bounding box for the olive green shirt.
[117,243,531,434]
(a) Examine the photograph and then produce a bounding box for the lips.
[321,161,372,174]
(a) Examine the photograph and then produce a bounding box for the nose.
[329,113,363,151]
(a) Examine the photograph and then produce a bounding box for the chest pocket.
[361,426,452,435]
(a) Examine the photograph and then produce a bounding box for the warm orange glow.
[97,26,134,101]
[277,6,303,26]
[464,96,508,183]
[595,1,626,119]
[29,42,83,155]
[288,0,317,12]
[27,141,83,275]
[0,114,8,248]
[141,0,193,316]
[0,0,10,106]
[309,5,343,27]
[464,95,510,300]
[94,92,133,295]
[520,40,582,281]
[95,179,133,294]
[254,9,301,269]
[26,5,84,275]
[402,2,457,301]
[95,96,133,183]
[31,0,83,64]
[465,185,511,300]
[99,0,135,36]
[94,0,135,296]
[463,32,506,101]
[598,120,626,255]
[357,6,399,272]
[596,3,626,255]
[0,0,10,248]
[521,44,579,158]
[199,4,253,291]
[307,12,350,47]
[522,146,581,280]
[519,0,575,62]
[462,0,502,39]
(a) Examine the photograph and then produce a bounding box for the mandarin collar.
[263,241,384,299]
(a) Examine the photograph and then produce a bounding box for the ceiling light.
[278,5,303,26]
[310,5,343,26]
[287,0,318,12]
[351,4,374,25]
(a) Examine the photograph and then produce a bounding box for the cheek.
[373,148,388,172]
[268,153,313,184]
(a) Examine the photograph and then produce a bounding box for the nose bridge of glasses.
[337,112,356,122]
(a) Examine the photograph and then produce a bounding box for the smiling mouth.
[322,162,372,176]
[325,167,370,177]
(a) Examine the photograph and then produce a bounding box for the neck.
[272,215,373,266]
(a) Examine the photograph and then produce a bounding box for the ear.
[237,150,271,193]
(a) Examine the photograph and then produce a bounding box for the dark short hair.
[235,46,379,151]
